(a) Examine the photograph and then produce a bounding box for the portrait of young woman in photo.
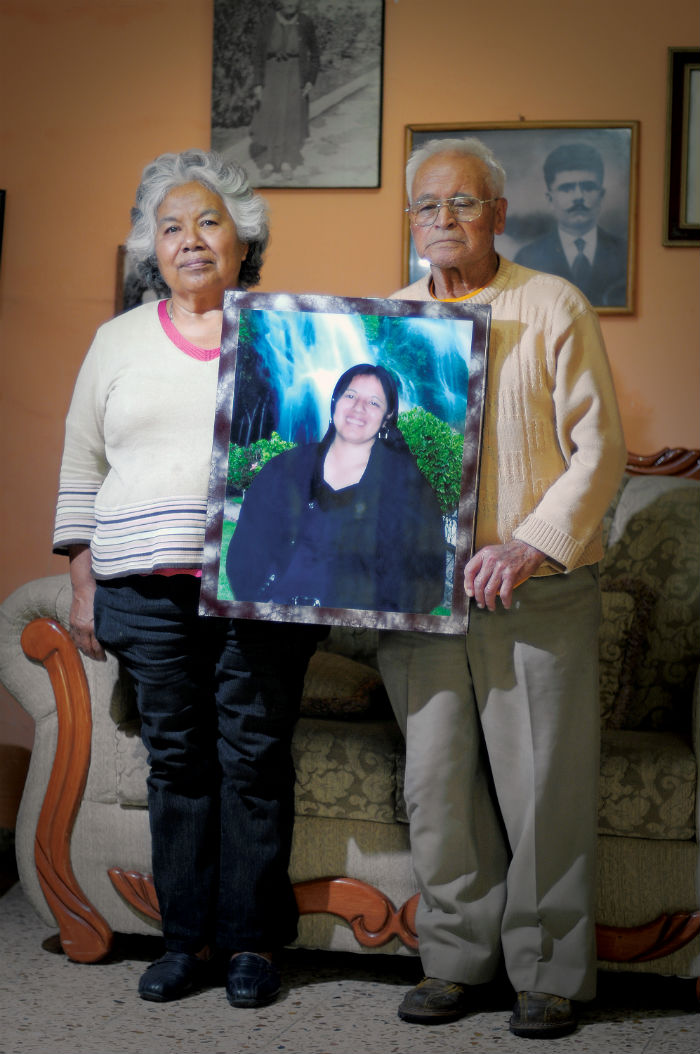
[226,363,446,615]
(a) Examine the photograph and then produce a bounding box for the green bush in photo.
[228,432,297,493]
[397,407,463,515]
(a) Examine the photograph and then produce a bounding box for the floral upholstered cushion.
[598,581,655,730]
[300,650,388,717]
[113,710,405,822]
[600,479,700,733]
[292,717,404,823]
[598,729,696,840]
[599,590,636,729]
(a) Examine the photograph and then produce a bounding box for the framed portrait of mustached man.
[199,291,491,633]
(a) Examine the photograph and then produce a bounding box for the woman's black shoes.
[226,952,281,1008]
[137,948,281,1007]
[138,951,209,1002]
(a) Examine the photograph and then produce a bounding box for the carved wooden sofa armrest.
[20,617,113,963]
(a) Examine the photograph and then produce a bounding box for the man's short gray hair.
[405,137,507,201]
[126,148,269,290]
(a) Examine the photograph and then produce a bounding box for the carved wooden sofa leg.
[107,869,700,981]
[293,878,419,949]
[596,914,700,964]
[598,915,700,1003]
[108,869,421,950]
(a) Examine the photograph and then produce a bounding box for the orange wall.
[1,0,698,746]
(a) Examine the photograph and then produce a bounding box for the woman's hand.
[69,587,106,661]
[68,545,106,661]
[464,540,547,611]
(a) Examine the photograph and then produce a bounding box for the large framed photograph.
[200,291,491,633]
[403,121,639,314]
[210,0,385,188]
[664,47,700,246]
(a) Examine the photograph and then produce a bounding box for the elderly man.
[378,138,626,1039]
[514,142,628,306]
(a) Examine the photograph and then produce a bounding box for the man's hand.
[464,540,547,611]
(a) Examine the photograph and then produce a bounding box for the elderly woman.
[53,149,321,1007]
[226,363,446,614]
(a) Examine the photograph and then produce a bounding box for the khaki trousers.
[378,566,600,1000]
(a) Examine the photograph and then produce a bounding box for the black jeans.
[94,575,321,954]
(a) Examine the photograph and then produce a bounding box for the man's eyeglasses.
[405,196,499,227]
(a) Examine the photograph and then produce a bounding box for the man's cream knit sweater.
[393,259,627,572]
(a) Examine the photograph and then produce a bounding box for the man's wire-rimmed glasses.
[405,196,500,227]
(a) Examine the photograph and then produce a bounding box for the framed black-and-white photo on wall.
[403,121,639,315]
[210,0,385,188]
[664,47,700,246]
[199,290,492,634]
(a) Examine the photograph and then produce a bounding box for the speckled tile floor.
[1,882,698,1054]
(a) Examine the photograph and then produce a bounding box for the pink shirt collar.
[157,299,220,361]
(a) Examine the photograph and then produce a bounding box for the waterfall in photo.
[229,306,474,446]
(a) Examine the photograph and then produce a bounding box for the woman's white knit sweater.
[53,301,220,579]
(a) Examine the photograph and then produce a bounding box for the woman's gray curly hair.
[126,148,269,291]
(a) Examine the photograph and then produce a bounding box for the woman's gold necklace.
[167,299,212,322]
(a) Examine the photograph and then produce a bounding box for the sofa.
[0,448,698,989]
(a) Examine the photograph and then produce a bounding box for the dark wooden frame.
[663,47,700,245]
[0,189,5,270]
[19,448,700,982]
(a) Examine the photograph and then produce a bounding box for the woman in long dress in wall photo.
[211,0,384,187]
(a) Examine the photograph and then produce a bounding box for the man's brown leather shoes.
[398,976,470,1023]
[509,990,577,1038]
